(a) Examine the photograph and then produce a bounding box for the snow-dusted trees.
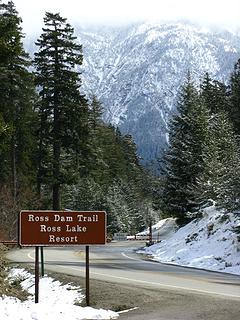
[192,74,240,211]
[61,121,155,235]
[192,111,240,210]
[229,59,240,135]
[163,71,240,220]
[163,75,209,220]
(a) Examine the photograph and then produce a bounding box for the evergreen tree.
[63,177,104,212]
[201,72,229,115]
[192,111,240,209]
[229,58,240,136]
[121,134,140,175]
[0,114,11,181]
[34,12,89,210]
[214,113,240,211]
[163,75,209,220]
[192,72,240,210]
[105,180,129,233]
[0,1,36,199]
[104,179,145,234]
[62,118,156,234]
[86,96,107,181]
[88,95,103,130]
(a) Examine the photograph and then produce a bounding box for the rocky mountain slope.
[26,22,240,164]
[75,22,240,164]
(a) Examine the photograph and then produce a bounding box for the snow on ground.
[127,218,177,240]
[137,218,177,239]
[142,204,240,275]
[0,268,118,320]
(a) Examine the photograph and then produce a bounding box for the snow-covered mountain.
[25,22,240,164]
[74,22,240,164]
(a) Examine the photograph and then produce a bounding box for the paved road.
[7,241,240,298]
[7,241,240,319]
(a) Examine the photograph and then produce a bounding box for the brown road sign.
[19,211,106,246]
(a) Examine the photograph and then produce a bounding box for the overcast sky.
[12,0,240,34]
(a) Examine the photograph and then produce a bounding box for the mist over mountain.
[26,22,240,164]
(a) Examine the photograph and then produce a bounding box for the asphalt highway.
[7,240,240,299]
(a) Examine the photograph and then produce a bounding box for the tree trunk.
[11,138,17,204]
[52,102,61,210]
[52,142,61,210]
[52,182,60,210]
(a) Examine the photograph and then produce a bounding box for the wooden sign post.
[19,211,106,304]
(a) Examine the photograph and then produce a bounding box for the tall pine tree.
[34,12,89,210]
[163,75,209,220]
[201,72,229,115]
[0,0,36,200]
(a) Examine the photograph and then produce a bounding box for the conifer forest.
[1,1,240,239]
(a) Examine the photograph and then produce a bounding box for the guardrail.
[0,240,18,246]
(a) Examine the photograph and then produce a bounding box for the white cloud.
[11,0,240,33]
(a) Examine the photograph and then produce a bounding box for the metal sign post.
[40,247,44,277]
[86,245,90,306]
[35,246,40,303]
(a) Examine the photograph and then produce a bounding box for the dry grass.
[0,244,29,301]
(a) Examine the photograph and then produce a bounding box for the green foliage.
[34,12,90,210]
[63,177,150,235]
[200,72,229,115]
[63,177,105,212]
[0,5,158,236]
[62,120,158,234]
[0,114,11,180]
[192,73,240,211]
[229,58,240,135]
[163,75,209,218]
[0,1,36,195]
[163,70,240,220]
[192,111,240,211]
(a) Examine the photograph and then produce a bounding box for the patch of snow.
[224,45,237,53]
[1,268,118,320]
[137,218,177,240]
[142,205,240,275]
[145,30,169,43]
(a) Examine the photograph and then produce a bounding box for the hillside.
[141,203,240,275]
[24,22,240,163]
[74,22,240,163]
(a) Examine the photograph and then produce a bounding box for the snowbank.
[137,218,177,239]
[143,205,240,275]
[0,268,118,320]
